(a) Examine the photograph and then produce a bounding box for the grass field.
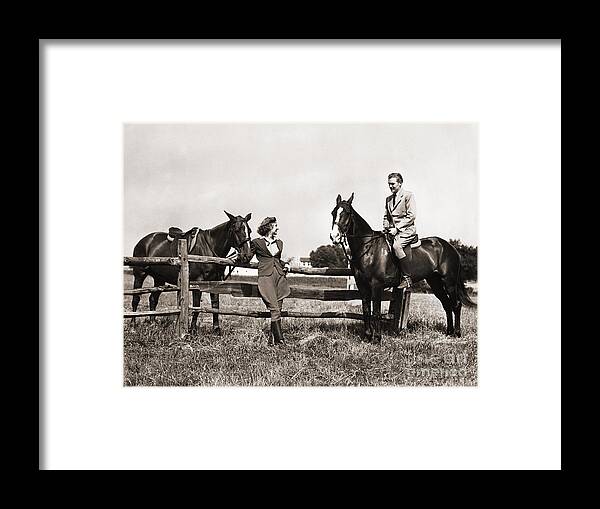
[123,274,477,387]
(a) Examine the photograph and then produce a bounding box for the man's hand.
[387,227,398,236]
[282,263,290,274]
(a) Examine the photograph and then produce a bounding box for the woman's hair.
[388,172,403,182]
[257,216,277,236]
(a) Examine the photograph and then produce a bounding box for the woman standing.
[250,217,291,345]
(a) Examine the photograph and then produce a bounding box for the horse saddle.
[384,233,421,250]
[167,227,199,251]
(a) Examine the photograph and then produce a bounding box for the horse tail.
[457,262,477,307]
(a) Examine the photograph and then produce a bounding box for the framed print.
[41,40,561,470]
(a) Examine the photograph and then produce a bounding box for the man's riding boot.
[271,320,285,345]
[399,249,413,289]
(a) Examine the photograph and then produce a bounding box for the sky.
[124,123,478,260]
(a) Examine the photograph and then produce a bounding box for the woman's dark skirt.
[258,271,291,311]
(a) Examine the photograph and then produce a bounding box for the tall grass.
[124,272,477,386]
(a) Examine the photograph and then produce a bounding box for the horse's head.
[225,211,253,263]
[330,193,354,244]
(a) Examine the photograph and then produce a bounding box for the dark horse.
[330,194,475,342]
[131,211,253,334]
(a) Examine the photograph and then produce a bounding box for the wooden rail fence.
[123,239,411,338]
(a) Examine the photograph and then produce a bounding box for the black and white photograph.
[41,40,561,470]
[123,123,478,386]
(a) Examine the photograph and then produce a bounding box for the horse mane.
[205,220,230,232]
[347,204,377,235]
[191,220,231,257]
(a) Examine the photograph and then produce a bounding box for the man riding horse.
[383,171,418,288]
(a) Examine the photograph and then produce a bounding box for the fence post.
[400,289,411,330]
[177,239,190,338]
[390,287,403,332]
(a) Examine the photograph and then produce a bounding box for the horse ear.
[336,194,342,205]
[245,213,252,221]
[347,192,354,205]
[224,210,235,221]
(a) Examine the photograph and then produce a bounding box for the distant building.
[299,257,312,268]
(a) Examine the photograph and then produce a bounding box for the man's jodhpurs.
[391,234,416,278]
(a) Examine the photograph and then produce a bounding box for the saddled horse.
[330,194,475,342]
[131,211,253,334]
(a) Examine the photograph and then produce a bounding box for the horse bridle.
[332,203,385,267]
[332,203,357,267]
[223,220,252,280]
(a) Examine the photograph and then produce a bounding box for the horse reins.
[334,205,386,266]
[223,223,252,281]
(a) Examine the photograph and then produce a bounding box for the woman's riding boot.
[271,320,285,345]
